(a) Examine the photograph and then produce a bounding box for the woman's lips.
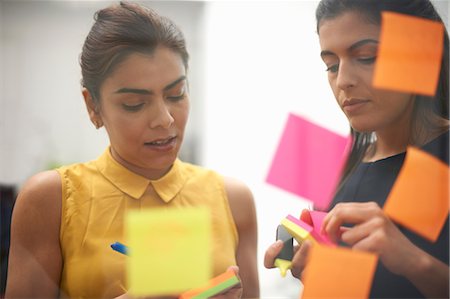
[144,136,177,151]
[342,98,370,114]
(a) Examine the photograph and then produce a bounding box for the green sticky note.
[192,275,240,299]
[126,207,211,297]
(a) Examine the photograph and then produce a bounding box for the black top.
[330,131,449,298]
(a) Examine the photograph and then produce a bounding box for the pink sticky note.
[286,214,313,233]
[266,113,350,210]
[309,210,327,229]
[309,211,334,246]
[285,211,335,245]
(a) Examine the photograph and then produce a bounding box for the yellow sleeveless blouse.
[56,148,238,298]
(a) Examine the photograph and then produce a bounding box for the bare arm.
[5,170,63,298]
[403,248,449,299]
[224,177,259,299]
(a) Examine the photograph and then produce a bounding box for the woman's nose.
[149,101,174,129]
[336,60,357,91]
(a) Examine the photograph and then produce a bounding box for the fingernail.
[304,240,312,247]
[274,240,283,248]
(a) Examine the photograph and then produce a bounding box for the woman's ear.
[82,88,103,129]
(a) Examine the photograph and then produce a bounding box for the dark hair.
[80,1,189,104]
[316,0,450,190]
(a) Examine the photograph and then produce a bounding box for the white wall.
[202,2,347,297]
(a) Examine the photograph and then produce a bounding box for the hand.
[210,266,243,299]
[116,267,242,299]
[115,293,178,299]
[264,209,313,279]
[322,202,424,276]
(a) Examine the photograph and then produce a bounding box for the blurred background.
[1,0,448,297]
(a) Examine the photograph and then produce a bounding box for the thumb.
[226,265,239,276]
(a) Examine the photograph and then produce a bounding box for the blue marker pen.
[110,242,129,255]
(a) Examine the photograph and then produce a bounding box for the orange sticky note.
[302,245,378,299]
[373,12,444,96]
[384,147,449,242]
[179,269,239,299]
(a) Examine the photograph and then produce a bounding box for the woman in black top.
[265,1,449,297]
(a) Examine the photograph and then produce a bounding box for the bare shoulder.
[223,176,256,227]
[223,176,254,208]
[6,170,63,297]
[14,170,62,227]
[20,170,61,193]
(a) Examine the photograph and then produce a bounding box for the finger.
[300,209,313,225]
[226,265,242,287]
[212,283,243,299]
[210,282,243,299]
[323,202,381,242]
[263,240,284,269]
[351,229,385,254]
[337,226,350,240]
[340,219,374,246]
[326,202,382,226]
[226,265,239,276]
[213,266,243,299]
[291,240,312,279]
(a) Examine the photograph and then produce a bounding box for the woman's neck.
[366,128,410,162]
[110,147,172,180]
[366,123,448,163]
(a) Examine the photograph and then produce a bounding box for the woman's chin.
[350,124,374,134]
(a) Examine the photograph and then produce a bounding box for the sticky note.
[308,210,335,246]
[384,147,449,242]
[302,245,378,299]
[266,113,350,210]
[373,12,444,96]
[126,207,211,297]
[281,213,334,246]
[179,269,240,299]
[281,215,316,244]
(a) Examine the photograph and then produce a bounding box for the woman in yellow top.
[5,2,259,299]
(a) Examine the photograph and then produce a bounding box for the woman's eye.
[167,93,185,102]
[326,64,339,73]
[358,56,377,65]
[122,103,144,112]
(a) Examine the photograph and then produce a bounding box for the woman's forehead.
[318,11,380,49]
[100,49,186,94]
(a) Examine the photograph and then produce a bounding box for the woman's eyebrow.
[320,38,379,59]
[163,76,186,91]
[320,50,336,59]
[114,76,187,95]
[114,87,151,95]
[349,39,379,51]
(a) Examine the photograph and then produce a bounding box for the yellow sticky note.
[126,207,211,297]
[281,215,318,245]
[373,12,444,96]
[302,245,378,299]
[384,147,449,242]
